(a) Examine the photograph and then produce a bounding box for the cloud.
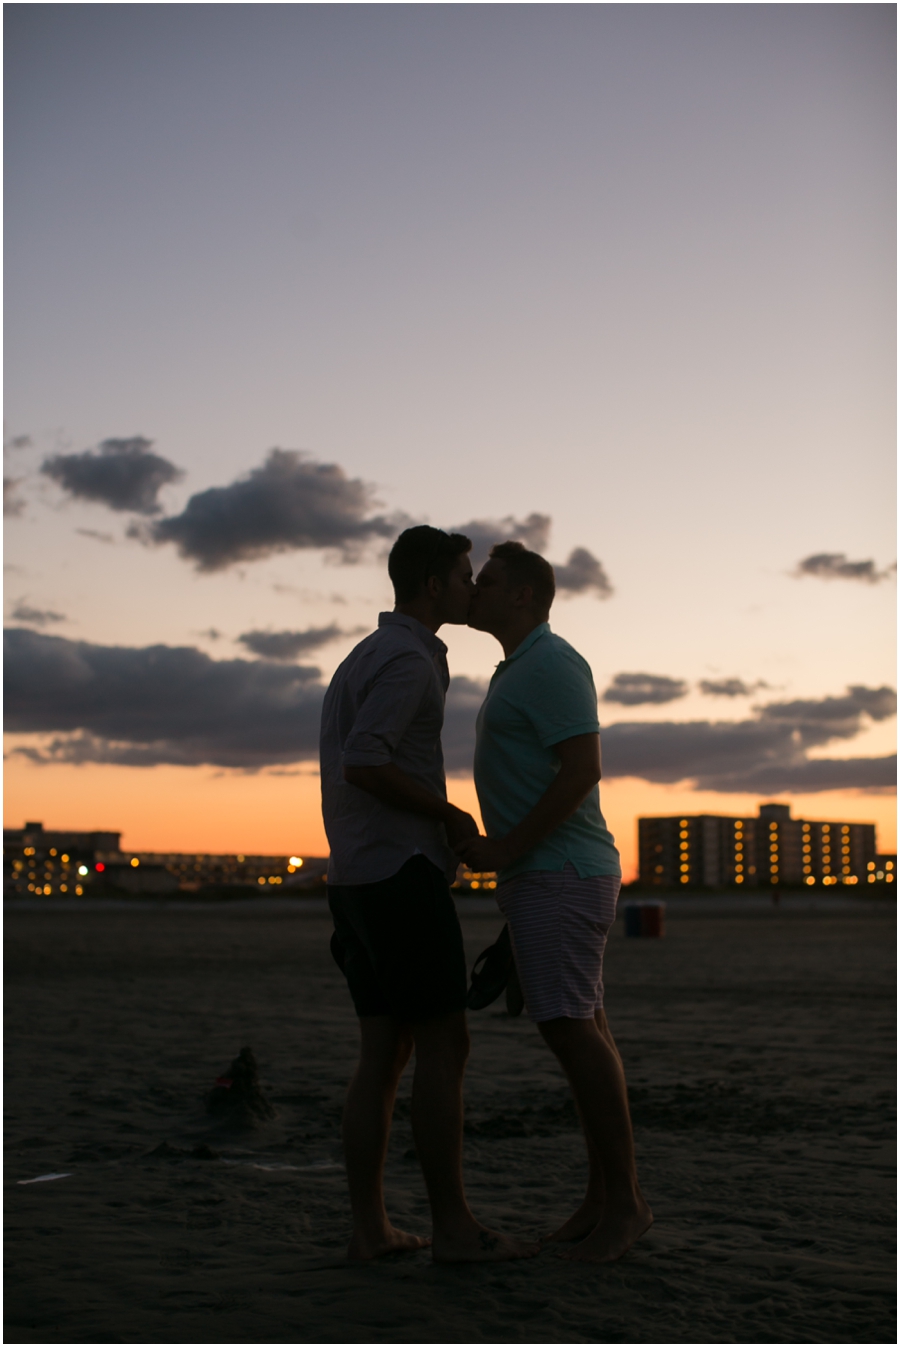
[794,553,895,584]
[755,686,896,745]
[598,684,896,793]
[148,449,400,571]
[237,624,352,661]
[4,628,325,769]
[442,679,895,791]
[42,437,184,515]
[699,678,767,697]
[553,547,613,598]
[7,627,891,796]
[452,513,551,567]
[4,477,25,517]
[601,721,895,793]
[453,517,612,599]
[6,434,32,450]
[602,673,689,706]
[443,676,491,774]
[10,603,66,627]
[75,528,115,544]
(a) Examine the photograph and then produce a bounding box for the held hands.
[453,834,513,873]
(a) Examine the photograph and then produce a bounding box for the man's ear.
[425,574,442,600]
[514,584,535,609]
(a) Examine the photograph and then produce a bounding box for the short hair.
[489,540,556,612]
[388,526,472,603]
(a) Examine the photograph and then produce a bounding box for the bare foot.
[560,1199,653,1264]
[347,1225,431,1261]
[541,1199,604,1244]
[433,1226,540,1263]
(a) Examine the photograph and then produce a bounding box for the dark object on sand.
[624,901,666,937]
[467,924,522,1014]
[205,1046,276,1123]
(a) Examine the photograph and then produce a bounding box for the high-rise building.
[638,803,883,888]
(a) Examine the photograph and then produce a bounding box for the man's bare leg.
[538,1012,652,1262]
[542,1009,627,1244]
[410,1012,538,1263]
[343,1015,430,1259]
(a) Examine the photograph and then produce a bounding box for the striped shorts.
[496,863,621,1023]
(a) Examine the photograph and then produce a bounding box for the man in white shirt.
[320,525,536,1264]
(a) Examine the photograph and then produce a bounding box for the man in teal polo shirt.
[457,540,652,1264]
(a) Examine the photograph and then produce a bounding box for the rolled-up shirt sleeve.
[341,651,434,768]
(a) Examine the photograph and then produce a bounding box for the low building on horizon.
[3,821,328,898]
[638,802,894,890]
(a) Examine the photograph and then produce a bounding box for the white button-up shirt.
[319,612,458,885]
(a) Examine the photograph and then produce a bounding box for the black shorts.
[327,855,468,1021]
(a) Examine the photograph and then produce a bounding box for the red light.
[95,862,105,872]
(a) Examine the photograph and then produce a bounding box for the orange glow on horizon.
[4,756,895,883]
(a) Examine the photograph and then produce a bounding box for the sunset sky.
[5,4,895,880]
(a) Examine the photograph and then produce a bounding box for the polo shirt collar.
[378,610,448,657]
[497,622,551,668]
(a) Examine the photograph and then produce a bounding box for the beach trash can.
[623,903,644,937]
[640,901,666,938]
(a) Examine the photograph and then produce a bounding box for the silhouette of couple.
[320,526,652,1263]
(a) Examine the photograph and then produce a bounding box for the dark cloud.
[443,676,491,774]
[602,673,689,706]
[6,435,32,450]
[4,477,25,517]
[453,513,551,568]
[699,678,767,697]
[455,517,612,599]
[443,679,896,791]
[598,684,896,792]
[755,686,896,745]
[4,628,324,769]
[7,627,892,795]
[237,625,351,661]
[601,719,895,793]
[553,547,613,598]
[148,450,400,571]
[10,603,66,627]
[795,553,895,584]
[42,437,184,515]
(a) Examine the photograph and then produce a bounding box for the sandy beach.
[4,896,895,1344]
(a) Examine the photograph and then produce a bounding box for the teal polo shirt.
[473,623,621,883]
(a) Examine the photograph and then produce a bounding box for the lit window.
[130,857,140,868]
[887,862,894,871]
[680,875,689,884]
[735,864,743,873]
[868,862,876,870]
[679,819,688,827]
[735,874,743,884]
[805,876,815,886]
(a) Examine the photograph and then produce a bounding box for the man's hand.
[454,835,512,872]
[444,807,480,849]
[344,764,480,850]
